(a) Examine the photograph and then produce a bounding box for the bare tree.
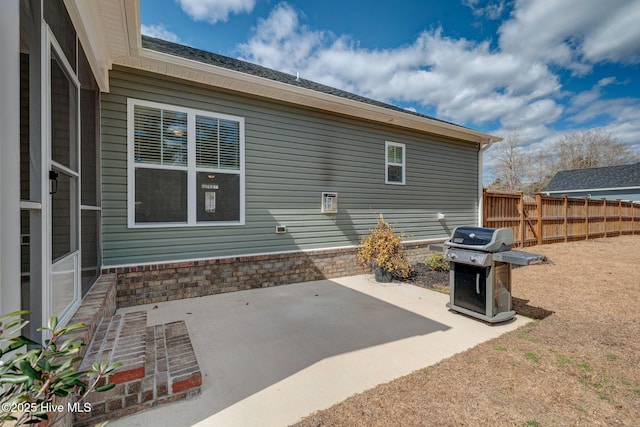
[553,129,637,171]
[522,150,554,195]
[487,128,639,196]
[489,128,527,192]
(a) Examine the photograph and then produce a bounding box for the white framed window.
[385,141,405,185]
[127,99,245,227]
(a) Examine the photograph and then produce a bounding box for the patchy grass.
[518,331,540,343]
[556,354,573,365]
[579,362,593,374]
[525,352,540,364]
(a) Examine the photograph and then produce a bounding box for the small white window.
[385,141,405,185]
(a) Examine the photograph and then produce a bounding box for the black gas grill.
[431,226,545,323]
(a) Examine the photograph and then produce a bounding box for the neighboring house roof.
[544,162,640,192]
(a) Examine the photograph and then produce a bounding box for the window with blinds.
[128,98,244,227]
[385,141,406,185]
[134,106,188,167]
[195,116,240,170]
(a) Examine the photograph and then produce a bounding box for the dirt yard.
[295,235,640,426]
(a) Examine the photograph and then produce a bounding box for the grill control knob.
[449,253,457,260]
[470,256,477,263]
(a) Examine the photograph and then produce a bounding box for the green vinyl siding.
[101,66,479,266]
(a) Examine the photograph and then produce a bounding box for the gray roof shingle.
[544,162,640,192]
[141,36,469,131]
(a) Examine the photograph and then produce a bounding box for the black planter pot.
[374,267,393,283]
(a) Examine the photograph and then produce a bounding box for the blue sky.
[140,0,640,180]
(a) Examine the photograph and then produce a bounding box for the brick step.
[75,318,201,426]
[152,321,202,396]
[79,311,148,384]
[66,274,117,358]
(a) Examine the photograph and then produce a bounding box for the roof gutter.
[545,185,640,194]
[478,138,496,226]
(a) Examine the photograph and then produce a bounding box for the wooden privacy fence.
[483,189,640,247]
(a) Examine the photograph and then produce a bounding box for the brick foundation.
[105,242,439,308]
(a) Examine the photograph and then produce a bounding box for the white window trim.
[385,141,406,185]
[127,98,245,228]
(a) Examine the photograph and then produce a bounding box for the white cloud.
[235,0,640,170]
[581,3,640,64]
[503,99,564,128]
[602,121,640,153]
[141,24,182,43]
[238,3,326,71]
[463,0,507,20]
[177,0,255,24]
[239,5,560,128]
[570,77,618,109]
[499,0,640,74]
[569,97,639,126]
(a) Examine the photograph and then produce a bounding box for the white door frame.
[42,25,82,327]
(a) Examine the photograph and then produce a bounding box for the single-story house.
[1,0,500,343]
[544,162,640,202]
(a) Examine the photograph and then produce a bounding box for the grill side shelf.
[493,250,546,266]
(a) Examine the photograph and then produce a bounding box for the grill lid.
[446,226,514,252]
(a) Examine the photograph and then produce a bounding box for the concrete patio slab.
[109,275,529,427]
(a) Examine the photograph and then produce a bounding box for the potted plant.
[357,214,411,282]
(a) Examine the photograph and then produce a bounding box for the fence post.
[536,193,543,245]
[563,195,568,242]
[584,197,589,240]
[602,199,607,238]
[518,191,525,247]
[618,200,622,236]
[482,187,487,227]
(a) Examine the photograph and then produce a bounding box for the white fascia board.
[64,0,112,91]
[123,0,141,53]
[126,48,500,145]
[547,186,640,194]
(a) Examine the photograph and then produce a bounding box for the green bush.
[0,311,120,426]
[425,252,450,272]
[357,214,411,278]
